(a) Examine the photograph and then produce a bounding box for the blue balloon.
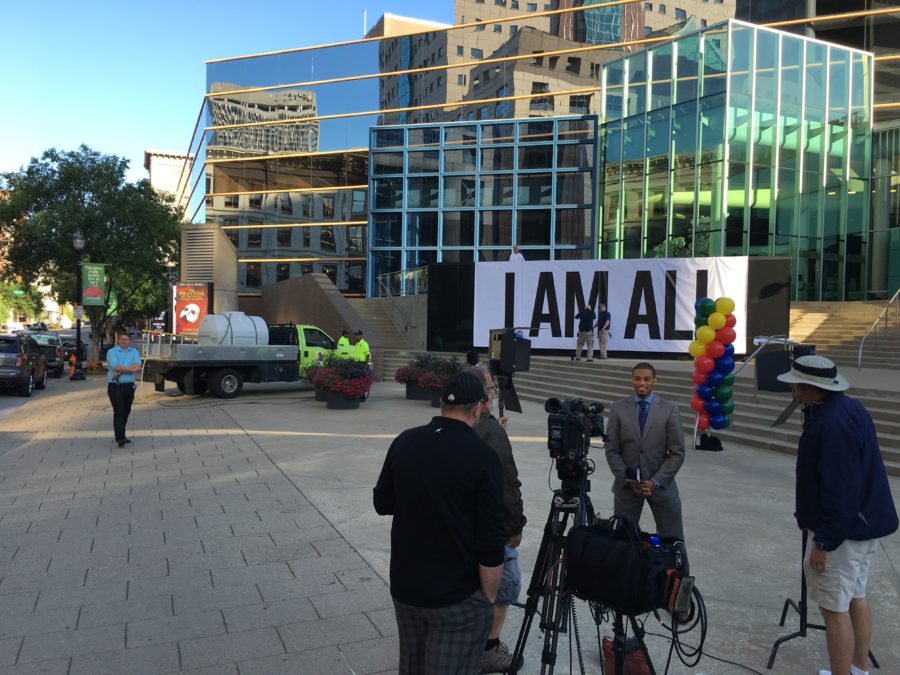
[724,344,735,358]
[704,399,722,416]
[715,355,735,374]
[705,371,724,388]
[694,297,706,311]
[696,384,715,400]
[709,414,729,430]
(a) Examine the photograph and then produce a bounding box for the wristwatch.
[814,541,827,551]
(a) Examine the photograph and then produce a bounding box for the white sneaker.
[818,670,831,675]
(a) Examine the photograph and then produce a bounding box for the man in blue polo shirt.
[107,332,142,447]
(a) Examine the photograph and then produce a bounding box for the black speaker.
[756,350,792,393]
[489,329,531,375]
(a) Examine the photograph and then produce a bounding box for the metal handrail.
[377,275,417,332]
[857,288,900,370]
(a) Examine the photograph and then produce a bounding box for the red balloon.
[725,313,737,328]
[706,340,725,359]
[691,371,707,386]
[698,412,710,430]
[694,355,715,373]
[690,395,706,412]
[716,327,737,345]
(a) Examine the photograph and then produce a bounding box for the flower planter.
[314,389,327,402]
[430,390,441,408]
[326,390,360,410]
[405,382,432,401]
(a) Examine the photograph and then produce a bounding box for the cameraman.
[605,362,686,540]
[469,366,527,674]
[374,373,506,674]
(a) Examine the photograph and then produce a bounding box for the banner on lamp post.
[81,263,107,307]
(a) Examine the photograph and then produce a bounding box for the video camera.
[545,397,607,481]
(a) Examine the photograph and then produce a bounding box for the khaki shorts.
[803,535,878,613]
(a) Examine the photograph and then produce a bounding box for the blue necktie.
[638,400,649,434]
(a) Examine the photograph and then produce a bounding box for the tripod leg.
[510,499,569,673]
[629,614,656,675]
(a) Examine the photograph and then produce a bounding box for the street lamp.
[71,231,86,381]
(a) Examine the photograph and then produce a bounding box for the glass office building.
[368,116,597,295]
[599,20,874,300]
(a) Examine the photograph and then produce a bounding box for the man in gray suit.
[605,362,686,540]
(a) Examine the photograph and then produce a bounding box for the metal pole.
[71,255,86,381]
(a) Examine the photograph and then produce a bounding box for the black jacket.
[374,416,506,607]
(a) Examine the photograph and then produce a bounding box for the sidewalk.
[0,375,897,674]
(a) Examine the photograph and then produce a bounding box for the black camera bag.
[566,517,686,613]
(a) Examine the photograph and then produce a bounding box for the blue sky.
[0,0,450,183]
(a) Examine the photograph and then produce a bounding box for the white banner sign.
[473,257,749,354]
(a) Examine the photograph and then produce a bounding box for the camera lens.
[545,398,561,413]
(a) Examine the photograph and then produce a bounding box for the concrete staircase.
[345,298,413,351]
[380,349,900,476]
[790,301,900,369]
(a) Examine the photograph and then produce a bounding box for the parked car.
[0,333,48,396]
[20,331,65,378]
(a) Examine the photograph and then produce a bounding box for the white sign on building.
[473,257,749,354]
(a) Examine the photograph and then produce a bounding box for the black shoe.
[587,359,594,362]
[123,438,132,444]
[117,440,126,448]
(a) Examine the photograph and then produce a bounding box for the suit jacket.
[605,394,685,495]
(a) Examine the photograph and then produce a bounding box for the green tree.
[0,145,181,362]
[0,281,42,327]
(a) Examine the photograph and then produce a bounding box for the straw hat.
[776,355,849,392]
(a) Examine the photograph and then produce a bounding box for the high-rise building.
[736,1,900,297]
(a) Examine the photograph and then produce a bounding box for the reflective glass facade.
[599,20,874,300]
[368,116,597,295]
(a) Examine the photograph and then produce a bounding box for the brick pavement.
[0,376,396,674]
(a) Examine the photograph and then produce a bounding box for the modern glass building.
[599,20,874,300]
[175,2,890,303]
[368,116,597,295]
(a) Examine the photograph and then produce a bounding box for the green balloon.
[694,314,708,327]
[719,399,734,415]
[714,384,733,401]
[698,298,716,317]
[722,372,735,387]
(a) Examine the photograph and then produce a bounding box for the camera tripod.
[510,474,657,675]
[509,476,593,674]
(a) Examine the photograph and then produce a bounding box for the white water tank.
[197,312,269,346]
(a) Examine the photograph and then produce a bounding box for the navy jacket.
[795,392,898,551]
[576,308,596,332]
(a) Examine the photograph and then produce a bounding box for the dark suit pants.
[614,486,684,540]
[108,382,135,442]
[393,589,494,674]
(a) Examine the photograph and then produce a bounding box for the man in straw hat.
[777,355,898,675]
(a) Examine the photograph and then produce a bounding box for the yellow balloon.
[696,325,716,344]
[707,312,726,330]
[716,297,736,315]
[688,340,707,358]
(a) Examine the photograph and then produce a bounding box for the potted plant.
[302,360,329,401]
[323,356,374,410]
[395,354,463,405]
[308,364,336,402]
[395,360,430,400]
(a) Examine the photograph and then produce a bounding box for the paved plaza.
[0,373,897,674]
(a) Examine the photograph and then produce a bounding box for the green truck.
[142,313,358,399]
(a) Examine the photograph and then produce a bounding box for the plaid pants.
[393,589,494,674]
